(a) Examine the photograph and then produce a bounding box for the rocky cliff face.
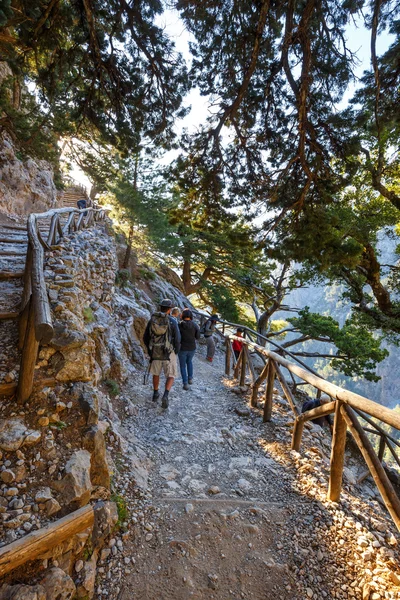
[0,132,61,216]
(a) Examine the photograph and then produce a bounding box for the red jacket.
[232,337,243,352]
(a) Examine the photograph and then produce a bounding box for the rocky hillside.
[0,212,192,597]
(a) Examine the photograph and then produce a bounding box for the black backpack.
[148,313,174,361]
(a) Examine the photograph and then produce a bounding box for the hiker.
[301,394,332,427]
[203,314,218,362]
[178,309,200,390]
[171,307,180,322]
[143,298,181,408]
[232,327,244,361]
[77,198,87,216]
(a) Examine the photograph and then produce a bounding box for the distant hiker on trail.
[77,198,87,210]
[301,394,332,428]
[143,298,181,409]
[178,309,200,390]
[203,314,218,362]
[232,327,244,361]
[171,307,180,322]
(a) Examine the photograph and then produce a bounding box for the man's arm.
[194,323,200,340]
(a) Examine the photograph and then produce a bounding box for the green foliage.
[115,269,131,288]
[111,492,128,530]
[288,308,388,381]
[104,379,120,397]
[1,0,188,164]
[82,307,94,323]
[204,283,240,322]
[138,267,156,281]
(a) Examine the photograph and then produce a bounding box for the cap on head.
[181,309,193,320]
[160,298,173,308]
[210,314,219,321]
[320,394,331,404]
[237,327,244,333]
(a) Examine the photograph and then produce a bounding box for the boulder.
[82,425,110,488]
[41,568,76,600]
[92,501,118,549]
[0,584,46,600]
[0,419,40,452]
[49,324,87,351]
[54,450,92,508]
[76,553,97,599]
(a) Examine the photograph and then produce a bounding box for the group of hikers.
[143,299,220,408]
[142,298,331,425]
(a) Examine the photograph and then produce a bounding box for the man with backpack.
[143,299,181,408]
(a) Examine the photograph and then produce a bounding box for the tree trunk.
[122,225,134,269]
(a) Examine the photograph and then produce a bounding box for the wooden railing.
[225,333,400,531]
[17,206,108,403]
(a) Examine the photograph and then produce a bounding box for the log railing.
[224,333,400,531]
[17,206,108,403]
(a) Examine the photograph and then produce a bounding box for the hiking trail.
[96,349,399,600]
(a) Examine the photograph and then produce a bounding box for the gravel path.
[96,349,400,600]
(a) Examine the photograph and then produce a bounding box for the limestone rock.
[54,450,92,507]
[82,425,110,488]
[45,497,61,516]
[41,568,76,600]
[92,501,118,549]
[49,324,87,351]
[0,584,46,600]
[0,419,40,452]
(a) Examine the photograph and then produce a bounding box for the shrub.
[104,379,120,397]
[115,269,131,288]
[83,307,94,322]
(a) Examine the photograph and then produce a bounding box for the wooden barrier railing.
[17,206,108,403]
[224,334,400,531]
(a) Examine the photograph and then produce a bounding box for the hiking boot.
[183,383,189,391]
[152,390,160,402]
[161,392,169,409]
[188,378,193,385]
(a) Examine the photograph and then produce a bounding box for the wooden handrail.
[225,334,400,531]
[17,205,109,402]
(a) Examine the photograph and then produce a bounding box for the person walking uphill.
[203,314,218,362]
[178,309,200,390]
[143,299,181,409]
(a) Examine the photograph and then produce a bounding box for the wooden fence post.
[328,400,347,502]
[378,435,386,462]
[233,349,243,379]
[263,359,275,422]
[340,405,400,531]
[239,345,247,387]
[225,337,231,376]
[17,299,39,403]
[291,418,305,451]
[250,362,269,407]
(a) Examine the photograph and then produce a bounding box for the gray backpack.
[148,313,174,361]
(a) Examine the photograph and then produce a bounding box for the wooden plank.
[386,440,400,469]
[0,382,17,396]
[27,215,53,343]
[225,337,231,376]
[328,401,348,502]
[263,360,275,423]
[340,405,400,532]
[0,271,24,280]
[273,361,299,415]
[233,349,243,380]
[239,345,247,387]
[0,505,94,577]
[17,300,39,403]
[296,401,336,423]
[0,237,27,244]
[0,311,19,320]
[0,250,26,256]
[378,435,386,462]
[228,336,400,430]
[244,346,256,383]
[250,362,269,408]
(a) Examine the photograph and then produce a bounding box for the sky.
[66,7,394,190]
